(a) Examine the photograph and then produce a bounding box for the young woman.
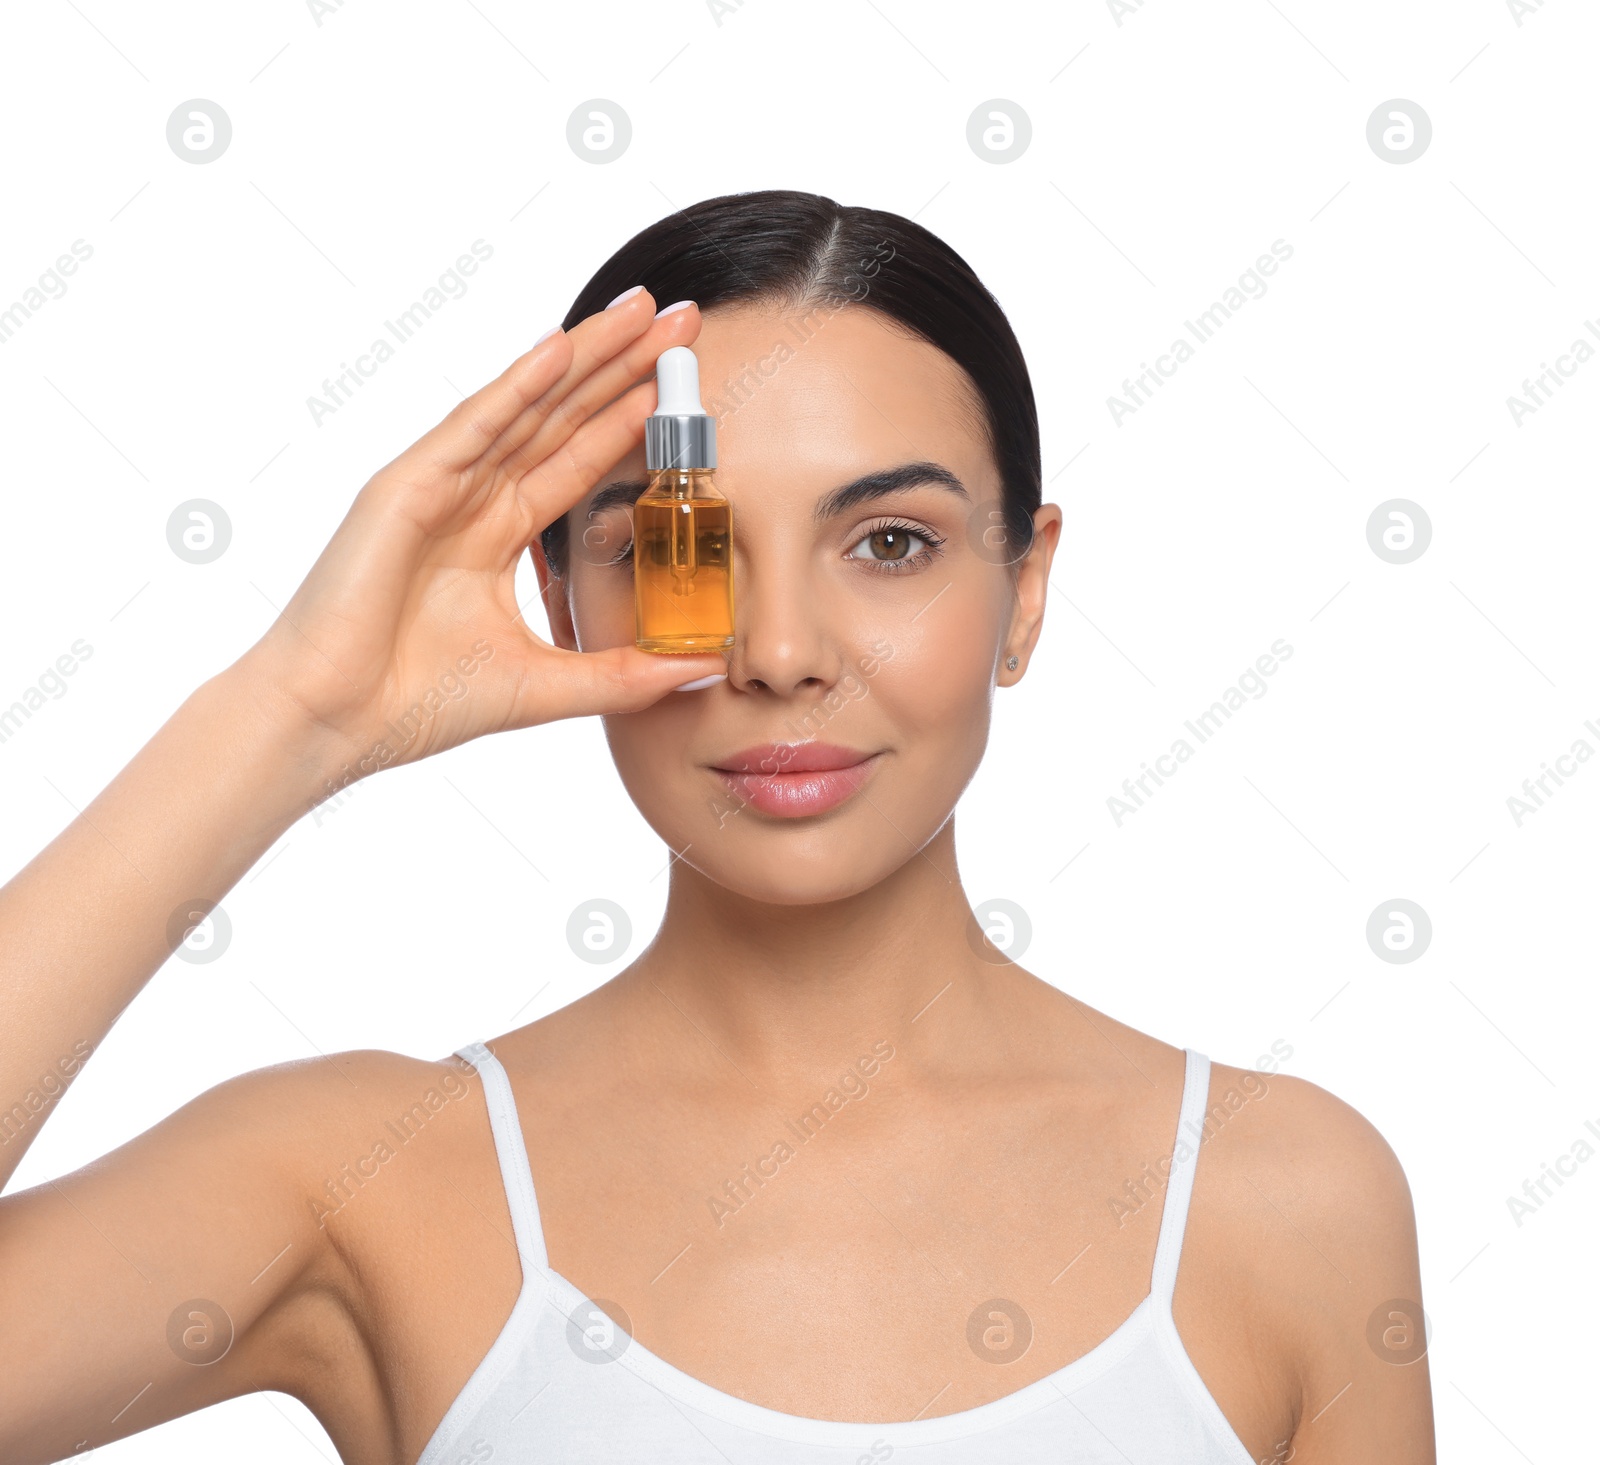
[0,191,1435,1464]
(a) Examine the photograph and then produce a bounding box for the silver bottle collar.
[645,413,717,471]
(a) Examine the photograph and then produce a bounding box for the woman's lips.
[709,745,883,818]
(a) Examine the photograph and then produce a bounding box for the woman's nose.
[724,555,845,699]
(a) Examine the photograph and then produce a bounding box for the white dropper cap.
[646,346,717,470]
[653,346,705,415]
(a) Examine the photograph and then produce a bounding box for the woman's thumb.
[522,644,729,723]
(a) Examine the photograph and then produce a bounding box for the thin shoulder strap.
[1149,1048,1212,1309]
[455,1040,549,1271]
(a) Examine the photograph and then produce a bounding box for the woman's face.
[536,303,1059,906]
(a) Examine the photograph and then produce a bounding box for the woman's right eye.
[578,517,632,566]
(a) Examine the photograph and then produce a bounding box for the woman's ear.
[999,505,1062,684]
[528,541,579,651]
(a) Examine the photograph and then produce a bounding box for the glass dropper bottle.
[634,346,736,653]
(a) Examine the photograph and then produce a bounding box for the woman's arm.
[1275,1078,1436,1464]
[0,1046,446,1462]
[0,287,722,1457]
[0,666,336,1184]
[1187,1068,1437,1465]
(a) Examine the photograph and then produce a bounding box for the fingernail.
[606,285,645,310]
[534,324,562,345]
[654,299,695,319]
[672,673,726,692]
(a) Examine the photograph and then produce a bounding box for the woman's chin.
[677,846,902,908]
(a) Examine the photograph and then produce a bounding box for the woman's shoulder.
[124,1044,485,1176]
[225,1043,474,1109]
[161,1044,513,1271]
[184,1044,497,1172]
[1180,1052,1426,1441]
[1195,1055,1415,1224]
[222,1044,523,1398]
[1021,974,1413,1212]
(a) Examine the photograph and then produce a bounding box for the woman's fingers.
[406,328,574,475]
[417,288,659,478]
[516,641,729,726]
[372,290,706,567]
[483,295,702,482]
[506,375,663,539]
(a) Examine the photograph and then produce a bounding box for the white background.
[1,0,1593,1460]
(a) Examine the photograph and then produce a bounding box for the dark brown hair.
[539,188,1040,575]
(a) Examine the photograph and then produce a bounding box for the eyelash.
[604,518,947,573]
[846,518,946,575]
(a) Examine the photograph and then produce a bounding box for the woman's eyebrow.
[811,461,969,522]
[578,461,969,523]
[582,480,648,519]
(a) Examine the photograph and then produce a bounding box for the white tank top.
[418,1041,1252,1465]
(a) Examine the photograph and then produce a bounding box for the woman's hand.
[0,287,720,1189]
[240,286,723,790]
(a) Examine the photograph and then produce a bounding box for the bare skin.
[0,288,1435,1465]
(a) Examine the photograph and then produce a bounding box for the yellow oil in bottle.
[633,468,735,653]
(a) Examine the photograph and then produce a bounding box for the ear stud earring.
[1005,656,1019,671]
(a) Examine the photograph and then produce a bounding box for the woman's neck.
[616,819,1012,1084]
